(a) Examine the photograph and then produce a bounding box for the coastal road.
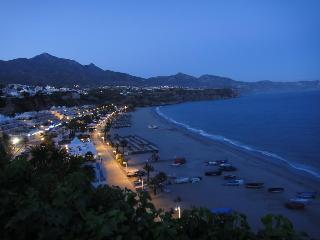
[92,131,134,190]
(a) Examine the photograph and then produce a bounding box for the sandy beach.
[111,107,320,238]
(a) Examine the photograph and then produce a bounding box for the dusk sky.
[0,0,319,81]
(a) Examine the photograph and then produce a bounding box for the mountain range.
[0,53,319,92]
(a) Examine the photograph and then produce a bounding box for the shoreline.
[154,105,320,182]
[111,106,320,237]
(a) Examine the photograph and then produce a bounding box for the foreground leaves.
[0,142,308,240]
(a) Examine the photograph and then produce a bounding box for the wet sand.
[112,107,320,238]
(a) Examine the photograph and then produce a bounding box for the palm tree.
[156,171,167,192]
[150,171,167,195]
[151,151,160,162]
[174,196,182,204]
[119,139,128,154]
[103,122,112,139]
[149,177,158,195]
[115,143,120,153]
[143,162,154,183]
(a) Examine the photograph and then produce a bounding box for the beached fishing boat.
[174,157,186,164]
[219,163,232,167]
[205,161,219,166]
[174,177,189,184]
[296,191,317,199]
[171,162,183,167]
[268,187,285,193]
[290,198,312,205]
[246,183,264,189]
[205,170,222,176]
[224,179,244,186]
[190,177,202,183]
[148,124,158,129]
[171,157,187,166]
[224,174,237,180]
[285,200,305,210]
[219,165,237,171]
[204,160,228,166]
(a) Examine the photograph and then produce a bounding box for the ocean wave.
[155,106,320,178]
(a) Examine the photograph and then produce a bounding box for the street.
[92,131,134,190]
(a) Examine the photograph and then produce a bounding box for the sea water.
[156,90,320,178]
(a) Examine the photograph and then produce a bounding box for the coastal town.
[1,1,320,238]
[2,95,319,230]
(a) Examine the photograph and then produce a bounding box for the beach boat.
[171,162,183,167]
[219,163,232,167]
[296,191,317,199]
[204,161,219,166]
[268,187,285,193]
[224,174,237,180]
[174,157,186,164]
[205,170,222,176]
[290,198,312,205]
[190,177,202,183]
[171,157,186,166]
[211,208,233,215]
[246,183,264,189]
[216,160,228,164]
[224,179,244,186]
[285,200,305,210]
[174,177,189,184]
[220,165,237,172]
[204,160,228,166]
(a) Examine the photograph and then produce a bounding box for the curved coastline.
[155,106,320,179]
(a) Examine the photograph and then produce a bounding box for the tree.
[150,172,167,195]
[143,162,154,183]
[84,151,95,162]
[0,137,309,240]
[119,139,128,154]
[151,151,159,162]
[115,143,120,153]
[103,121,112,139]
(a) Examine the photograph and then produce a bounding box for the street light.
[175,206,181,219]
[123,161,128,172]
[138,178,144,190]
[11,137,20,145]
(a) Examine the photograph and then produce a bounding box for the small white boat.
[148,124,158,129]
[171,162,183,167]
[189,177,202,183]
[290,198,312,205]
[174,177,189,184]
[224,179,244,186]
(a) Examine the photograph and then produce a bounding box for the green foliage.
[258,214,308,239]
[143,162,154,183]
[0,140,309,240]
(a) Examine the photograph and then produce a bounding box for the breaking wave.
[155,106,320,178]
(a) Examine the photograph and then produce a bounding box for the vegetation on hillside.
[0,88,237,114]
